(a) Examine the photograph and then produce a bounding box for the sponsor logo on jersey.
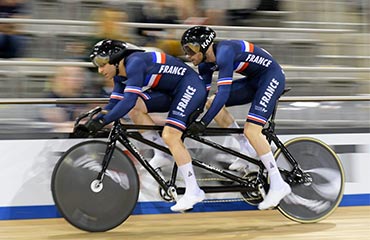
[172,110,186,117]
[255,105,268,113]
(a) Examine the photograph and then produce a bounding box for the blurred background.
[0,0,369,134]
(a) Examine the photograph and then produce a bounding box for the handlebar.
[74,106,102,127]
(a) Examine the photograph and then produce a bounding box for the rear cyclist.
[181,26,291,210]
[85,39,208,212]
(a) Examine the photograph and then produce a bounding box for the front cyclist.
[85,39,207,212]
[181,26,291,210]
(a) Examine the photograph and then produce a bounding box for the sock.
[228,121,258,158]
[221,121,240,150]
[142,131,168,158]
[260,152,284,190]
[178,162,200,195]
[141,130,166,145]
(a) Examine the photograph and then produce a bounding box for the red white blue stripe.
[235,41,254,73]
[217,77,232,86]
[124,86,151,100]
[206,84,211,91]
[124,86,142,94]
[165,118,186,130]
[152,52,166,64]
[247,113,267,125]
[110,92,124,100]
[148,52,166,88]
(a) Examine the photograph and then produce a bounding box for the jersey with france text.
[101,51,202,124]
[199,40,282,125]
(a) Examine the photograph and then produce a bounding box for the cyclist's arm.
[95,76,126,120]
[101,58,147,124]
[199,62,214,95]
[201,46,235,125]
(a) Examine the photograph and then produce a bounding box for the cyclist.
[181,26,291,210]
[84,39,207,212]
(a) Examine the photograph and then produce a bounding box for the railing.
[1,60,370,73]
[0,97,368,131]
[0,18,356,33]
[0,96,369,105]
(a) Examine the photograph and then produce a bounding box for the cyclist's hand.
[73,124,90,138]
[85,118,105,135]
[187,120,206,136]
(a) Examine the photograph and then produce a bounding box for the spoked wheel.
[51,140,139,232]
[274,137,345,223]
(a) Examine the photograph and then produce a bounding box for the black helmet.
[90,39,144,67]
[181,26,216,56]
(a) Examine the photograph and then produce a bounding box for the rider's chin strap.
[202,43,216,63]
[201,52,207,63]
[115,64,119,76]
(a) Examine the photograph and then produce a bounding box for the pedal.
[258,183,267,199]
[167,186,178,202]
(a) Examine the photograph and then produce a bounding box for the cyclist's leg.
[128,91,173,169]
[245,67,291,210]
[206,95,234,128]
[207,78,258,171]
[161,78,207,212]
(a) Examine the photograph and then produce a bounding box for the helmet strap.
[201,43,215,63]
[201,51,207,62]
[115,63,120,76]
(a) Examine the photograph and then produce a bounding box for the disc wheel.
[51,140,139,232]
[274,137,345,223]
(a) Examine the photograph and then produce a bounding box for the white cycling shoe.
[149,155,173,170]
[170,190,205,212]
[229,159,259,173]
[258,182,291,210]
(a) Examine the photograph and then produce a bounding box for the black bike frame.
[93,88,303,197]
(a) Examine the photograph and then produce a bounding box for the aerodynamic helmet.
[181,26,216,56]
[90,39,144,67]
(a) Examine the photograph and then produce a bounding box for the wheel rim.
[52,141,139,232]
[275,137,344,223]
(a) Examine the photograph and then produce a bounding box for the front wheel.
[51,140,139,232]
[274,137,345,223]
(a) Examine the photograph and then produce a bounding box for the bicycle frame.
[95,108,304,201]
[53,89,344,230]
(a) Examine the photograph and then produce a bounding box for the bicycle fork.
[265,130,312,186]
[89,133,118,193]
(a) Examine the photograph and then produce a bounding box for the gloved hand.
[187,120,207,136]
[85,118,105,135]
[73,124,90,138]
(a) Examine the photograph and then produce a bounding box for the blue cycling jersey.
[101,52,207,131]
[198,40,285,126]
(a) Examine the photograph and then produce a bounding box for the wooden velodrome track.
[0,206,369,240]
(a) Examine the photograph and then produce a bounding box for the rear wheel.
[274,137,344,223]
[51,140,139,232]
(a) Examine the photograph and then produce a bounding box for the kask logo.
[201,32,215,49]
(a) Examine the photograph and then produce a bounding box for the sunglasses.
[91,52,110,67]
[182,43,201,56]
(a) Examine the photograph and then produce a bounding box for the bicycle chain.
[203,198,244,203]
[172,178,257,203]
[196,178,246,203]
[197,178,234,182]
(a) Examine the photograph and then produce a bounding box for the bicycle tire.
[274,137,344,223]
[51,140,139,232]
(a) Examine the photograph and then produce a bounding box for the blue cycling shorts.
[225,66,285,126]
